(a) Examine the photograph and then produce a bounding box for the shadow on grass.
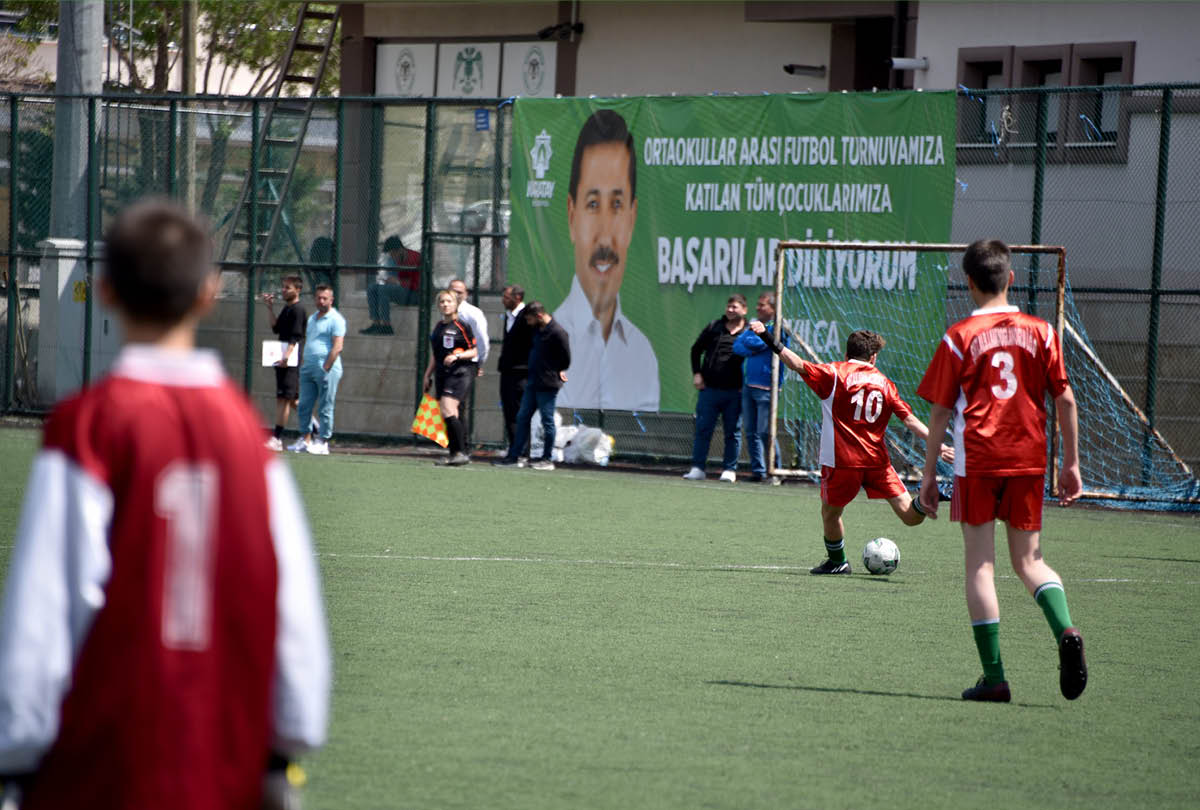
[1102,554,1200,565]
[705,679,1056,708]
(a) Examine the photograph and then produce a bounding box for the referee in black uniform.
[423,289,478,466]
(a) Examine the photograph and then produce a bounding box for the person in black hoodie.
[683,294,748,482]
[497,284,536,452]
[494,301,570,471]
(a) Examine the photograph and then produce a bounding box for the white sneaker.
[682,467,706,481]
[287,438,309,453]
[530,459,555,471]
[307,440,330,456]
[719,469,737,483]
[265,437,283,452]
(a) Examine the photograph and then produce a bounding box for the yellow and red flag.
[411,393,449,448]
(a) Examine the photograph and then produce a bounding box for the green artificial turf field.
[2,426,1198,809]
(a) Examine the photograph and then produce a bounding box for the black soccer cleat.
[810,559,851,575]
[1058,627,1088,700]
[961,676,1011,703]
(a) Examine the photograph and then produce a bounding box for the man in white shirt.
[449,278,490,378]
[553,109,659,412]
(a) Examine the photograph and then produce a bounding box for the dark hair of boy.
[846,330,886,361]
[727,293,747,307]
[102,198,213,326]
[568,109,637,202]
[962,239,1012,294]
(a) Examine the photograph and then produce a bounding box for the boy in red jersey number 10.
[748,322,953,575]
[0,199,330,809]
[917,238,1086,703]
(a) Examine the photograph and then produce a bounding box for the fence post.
[1027,90,1048,315]
[244,99,260,393]
[83,95,98,387]
[333,99,344,304]
[1142,87,1173,481]
[415,102,436,408]
[167,98,178,198]
[4,95,17,410]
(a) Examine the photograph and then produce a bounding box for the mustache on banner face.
[589,245,620,270]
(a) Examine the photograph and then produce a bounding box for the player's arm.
[918,405,954,518]
[1054,385,1082,506]
[899,412,954,462]
[748,320,809,374]
[261,294,278,329]
[0,449,114,782]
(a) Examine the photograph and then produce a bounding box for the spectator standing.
[0,198,329,810]
[495,301,570,471]
[362,235,421,335]
[423,290,478,466]
[449,278,489,376]
[290,284,345,455]
[262,275,306,451]
[733,292,789,482]
[683,294,748,482]
[498,284,535,452]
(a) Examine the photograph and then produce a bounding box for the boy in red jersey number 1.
[749,323,952,575]
[0,199,330,809]
[917,238,1086,703]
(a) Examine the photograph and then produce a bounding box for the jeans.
[742,386,781,477]
[367,283,416,322]
[298,363,342,440]
[507,385,558,461]
[690,386,742,471]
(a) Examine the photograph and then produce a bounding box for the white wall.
[574,3,829,96]
[362,2,830,97]
[914,2,1200,89]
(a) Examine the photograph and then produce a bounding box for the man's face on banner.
[567,141,638,320]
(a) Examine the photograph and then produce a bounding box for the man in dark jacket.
[498,284,536,451]
[684,294,748,482]
[495,301,571,471]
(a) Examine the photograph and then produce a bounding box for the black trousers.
[500,371,528,450]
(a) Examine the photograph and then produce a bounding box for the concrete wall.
[914,2,1200,89]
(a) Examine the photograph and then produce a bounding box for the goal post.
[766,240,1200,508]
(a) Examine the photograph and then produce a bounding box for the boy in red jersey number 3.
[0,199,330,808]
[917,239,1086,703]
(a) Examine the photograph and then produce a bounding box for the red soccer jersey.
[799,359,913,469]
[917,306,1069,477]
[0,346,329,810]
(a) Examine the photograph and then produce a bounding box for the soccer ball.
[862,537,900,575]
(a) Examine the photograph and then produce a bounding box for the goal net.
[768,241,1200,510]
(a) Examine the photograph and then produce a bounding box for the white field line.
[318,552,1199,584]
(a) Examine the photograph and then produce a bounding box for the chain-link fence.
[2,86,1198,501]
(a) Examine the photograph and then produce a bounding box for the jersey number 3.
[990,351,1018,400]
[155,461,218,651]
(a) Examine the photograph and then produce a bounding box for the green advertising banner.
[509,92,957,414]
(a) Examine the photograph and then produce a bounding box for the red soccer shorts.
[950,474,1045,530]
[820,465,906,508]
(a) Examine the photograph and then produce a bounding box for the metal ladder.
[218,2,340,264]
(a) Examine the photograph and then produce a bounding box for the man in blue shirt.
[290,284,346,455]
[733,292,789,482]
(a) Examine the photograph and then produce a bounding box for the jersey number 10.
[850,388,884,423]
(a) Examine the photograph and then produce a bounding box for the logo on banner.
[453,46,484,94]
[394,48,417,95]
[526,129,554,206]
[523,46,546,95]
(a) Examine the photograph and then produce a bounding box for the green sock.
[823,537,846,564]
[972,621,1006,684]
[1034,582,1074,641]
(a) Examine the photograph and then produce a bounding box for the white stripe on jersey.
[942,333,963,360]
[0,450,114,772]
[953,388,968,477]
[819,375,838,468]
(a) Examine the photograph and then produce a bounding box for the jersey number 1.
[155,461,218,651]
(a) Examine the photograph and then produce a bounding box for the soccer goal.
[766,240,1200,508]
